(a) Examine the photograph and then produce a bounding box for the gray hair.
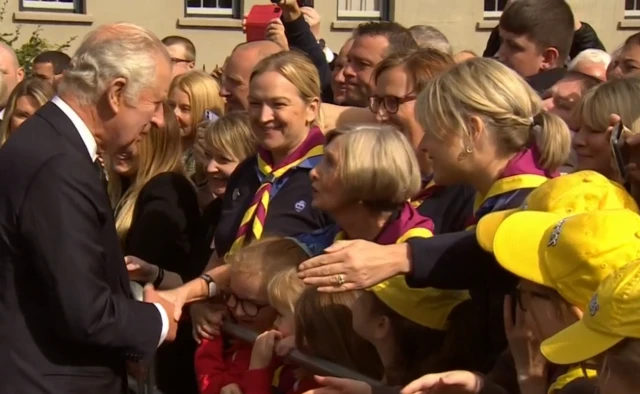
[569,49,612,70]
[408,25,452,55]
[58,23,170,106]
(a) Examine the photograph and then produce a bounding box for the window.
[186,0,237,17]
[626,0,640,17]
[21,0,82,12]
[484,0,507,18]
[338,0,386,20]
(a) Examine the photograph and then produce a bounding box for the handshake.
[135,282,186,343]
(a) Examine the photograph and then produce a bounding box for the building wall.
[2,0,639,70]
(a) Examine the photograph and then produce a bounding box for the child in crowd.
[194,237,310,394]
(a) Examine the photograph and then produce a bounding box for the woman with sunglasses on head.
[370,48,474,234]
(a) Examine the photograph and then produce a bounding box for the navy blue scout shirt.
[213,156,332,258]
[417,184,475,234]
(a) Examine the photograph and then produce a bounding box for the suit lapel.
[36,102,133,296]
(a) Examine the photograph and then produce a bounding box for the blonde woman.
[169,70,225,183]
[110,102,201,394]
[0,78,55,145]
[297,58,572,371]
[573,77,640,185]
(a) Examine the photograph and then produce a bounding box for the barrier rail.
[130,281,388,392]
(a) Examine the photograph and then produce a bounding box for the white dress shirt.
[51,96,170,347]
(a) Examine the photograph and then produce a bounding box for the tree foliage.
[0,0,76,72]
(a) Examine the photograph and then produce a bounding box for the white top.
[50,95,169,347]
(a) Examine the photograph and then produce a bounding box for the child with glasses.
[194,237,310,394]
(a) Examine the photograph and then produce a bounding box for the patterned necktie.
[229,127,324,253]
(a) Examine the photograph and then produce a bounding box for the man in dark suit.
[0,23,177,394]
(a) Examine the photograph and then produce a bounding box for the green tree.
[0,0,76,73]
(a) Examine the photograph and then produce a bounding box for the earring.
[465,146,473,154]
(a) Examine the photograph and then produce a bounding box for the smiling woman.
[0,78,55,146]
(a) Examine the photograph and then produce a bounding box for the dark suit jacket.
[0,102,163,394]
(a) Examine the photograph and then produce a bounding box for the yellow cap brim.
[541,320,625,365]
[493,211,564,286]
[476,208,518,252]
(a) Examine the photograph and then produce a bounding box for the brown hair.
[227,237,311,290]
[499,0,574,65]
[162,35,196,62]
[353,22,419,56]
[373,48,455,95]
[368,294,485,386]
[295,288,383,380]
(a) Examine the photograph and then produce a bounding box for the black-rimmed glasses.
[170,57,193,65]
[368,94,417,115]
[224,293,270,317]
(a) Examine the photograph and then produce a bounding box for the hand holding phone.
[245,5,283,42]
[610,118,632,182]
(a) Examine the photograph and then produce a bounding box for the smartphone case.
[245,5,283,42]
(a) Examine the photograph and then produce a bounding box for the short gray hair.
[58,23,170,106]
[569,49,612,70]
[408,25,452,55]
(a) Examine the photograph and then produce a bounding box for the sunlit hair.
[250,50,321,125]
[170,70,225,136]
[373,48,454,95]
[568,49,611,71]
[416,58,571,171]
[325,124,421,210]
[295,288,383,379]
[268,266,306,314]
[109,102,186,242]
[226,237,310,291]
[408,25,451,55]
[194,111,257,168]
[601,338,640,392]
[58,23,170,106]
[576,77,640,137]
[161,35,196,62]
[0,78,55,145]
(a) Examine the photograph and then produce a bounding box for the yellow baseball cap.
[369,276,470,330]
[492,209,640,307]
[541,259,640,365]
[477,170,638,253]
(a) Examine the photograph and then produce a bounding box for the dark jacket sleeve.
[126,172,201,281]
[283,15,333,104]
[483,26,501,58]
[20,154,162,359]
[569,22,605,59]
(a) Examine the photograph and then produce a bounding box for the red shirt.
[194,336,253,394]
[241,362,321,394]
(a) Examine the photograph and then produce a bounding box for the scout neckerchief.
[230,126,324,253]
[334,202,434,244]
[465,146,558,230]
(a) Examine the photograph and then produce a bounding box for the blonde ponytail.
[532,111,572,171]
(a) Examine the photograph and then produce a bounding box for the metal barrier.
[130,281,387,391]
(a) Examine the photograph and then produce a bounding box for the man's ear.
[540,47,561,71]
[106,77,127,114]
[17,67,25,83]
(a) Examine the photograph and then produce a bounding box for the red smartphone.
[245,5,283,42]
[610,120,631,181]
[270,0,314,6]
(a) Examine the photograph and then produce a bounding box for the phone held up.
[271,0,315,7]
[245,4,283,42]
[610,120,632,186]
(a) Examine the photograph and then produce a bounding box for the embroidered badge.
[546,218,566,247]
[294,200,306,213]
[588,293,600,316]
[232,188,240,201]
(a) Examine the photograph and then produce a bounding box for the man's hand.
[144,284,178,343]
[401,371,485,394]
[302,376,371,394]
[301,7,321,40]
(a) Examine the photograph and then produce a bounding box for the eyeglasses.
[368,94,417,115]
[170,57,193,65]
[225,293,270,317]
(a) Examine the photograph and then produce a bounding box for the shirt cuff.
[153,302,169,347]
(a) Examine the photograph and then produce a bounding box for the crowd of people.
[2,0,640,393]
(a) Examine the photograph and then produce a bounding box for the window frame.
[483,0,506,19]
[21,0,83,13]
[185,0,240,18]
[625,0,640,17]
[337,0,391,21]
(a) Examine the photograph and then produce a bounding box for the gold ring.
[335,274,345,286]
